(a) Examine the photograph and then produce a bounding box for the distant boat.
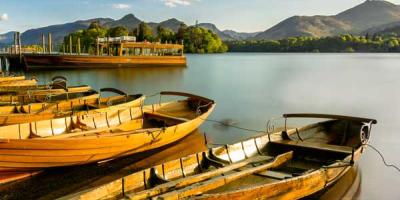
[23,36,187,70]
[74,114,376,200]
[0,92,215,174]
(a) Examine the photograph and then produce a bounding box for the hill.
[21,18,113,45]
[253,0,400,40]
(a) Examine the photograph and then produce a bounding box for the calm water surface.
[27,53,400,199]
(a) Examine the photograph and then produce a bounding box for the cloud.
[112,3,131,9]
[0,13,8,21]
[162,0,198,8]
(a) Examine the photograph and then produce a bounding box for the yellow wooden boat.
[0,75,67,92]
[0,79,38,88]
[0,75,26,83]
[0,87,97,105]
[73,114,376,200]
[0,92,215,173]
[0,88,144,125]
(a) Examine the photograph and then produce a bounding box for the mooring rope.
[363,144,400,173]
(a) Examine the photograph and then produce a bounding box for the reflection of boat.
[0,89,144,125]
[75,114,376,200]
[0,92,215,173]
[319,165,361,200]
[23,37,186,70]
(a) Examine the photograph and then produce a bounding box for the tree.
[137,22,154,42]
[157,26,175,43]
[88,21,102,30]
[182,27,227,53]
[107,26,129,37]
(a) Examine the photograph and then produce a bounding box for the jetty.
[0,32,186,71]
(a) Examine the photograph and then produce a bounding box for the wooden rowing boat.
[0,91,215,173]
[72,114,376,200]
[0,79,38,87]
[0,75,25,83]
[0,75,66,92]
[0,87,97,105]
[0,88,144,125]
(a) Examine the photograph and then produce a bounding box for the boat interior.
[0,91,214,140]
[79,115,376,200]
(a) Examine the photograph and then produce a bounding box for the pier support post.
[77,37,81,55]
[42,34,46,53]
[69,36,73,54]
[17,32,22,62]
[48,33,52,54]
[13,32,17,54]
[96,37,99,56]
[107,37,110,56]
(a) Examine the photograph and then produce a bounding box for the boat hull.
[23,54,187,70]
[0,102,214,172]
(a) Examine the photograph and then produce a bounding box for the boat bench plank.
[255,170,293,180]
[271,140,353,154]
[144,111,190,123]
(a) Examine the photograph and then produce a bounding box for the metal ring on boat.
[360,123,371,145]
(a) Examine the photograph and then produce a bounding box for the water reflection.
[26,66,186,95]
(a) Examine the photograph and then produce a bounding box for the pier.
[0,32,186,71]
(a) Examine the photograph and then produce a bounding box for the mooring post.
[96,37,99,56]
[17,32,22,63]
[42,34,46,53]
[69,36,73,54]
[77,37,81,55]
[107,37,110,56]
[48,33,52,54]
[13,32,17,54]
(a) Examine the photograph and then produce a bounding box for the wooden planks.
[155,152,293,200]
[127,156,273,200]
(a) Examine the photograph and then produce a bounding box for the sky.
[1,0,400,34]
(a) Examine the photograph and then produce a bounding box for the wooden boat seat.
[145,112,190,123]
[270,140,353,154]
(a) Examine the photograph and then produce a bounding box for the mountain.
[363,21,400,36]
[253,0,400,40]
[0,31,16,46]
[21,18,113,45]
[197,23,234,40]
[223,30,260,40]
[103,14,141,30]
[335,0,400,33]
[148,18,184,35]
[253,16,352,40]
[157,18,184,32]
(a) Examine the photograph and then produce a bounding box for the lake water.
[25,53,400,199]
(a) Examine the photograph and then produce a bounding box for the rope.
[363,144,400,173]
[201,118,269,134]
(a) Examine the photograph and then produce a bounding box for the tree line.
[63,21,227,54]
[226,34,400,53]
